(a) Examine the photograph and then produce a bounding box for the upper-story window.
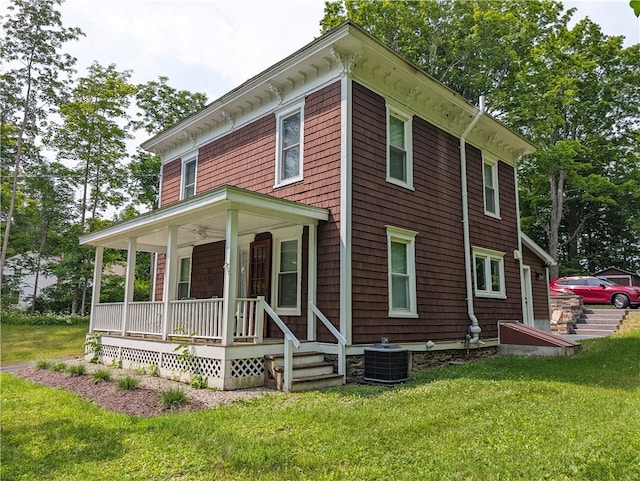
[386,226,418,317]
[386,104,413,190]
[182,157,197,199]
[275,103,304,187]
[473,247,506,298]
[483,155,500,218]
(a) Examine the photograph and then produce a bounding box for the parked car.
[550,276,640,309]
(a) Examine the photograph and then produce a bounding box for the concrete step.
[274,361,335,378]
[573,328,617,337]
[575,323,619,330]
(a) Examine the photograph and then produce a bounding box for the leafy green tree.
[0,0,83,286]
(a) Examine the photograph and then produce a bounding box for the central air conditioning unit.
[363,339,409,385]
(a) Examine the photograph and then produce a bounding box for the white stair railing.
[311,303,347,376]
[261,297,300,392]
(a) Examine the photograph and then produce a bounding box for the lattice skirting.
[95,341,264,390]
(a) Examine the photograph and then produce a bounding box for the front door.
[248,238,271,335]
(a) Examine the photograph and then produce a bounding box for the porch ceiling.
[79,185,329,252]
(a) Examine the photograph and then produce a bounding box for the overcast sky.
[48,0,639,104]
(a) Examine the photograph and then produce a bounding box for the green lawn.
[0,324,88,366]
[1,314,639,480]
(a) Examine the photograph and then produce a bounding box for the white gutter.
[460,96,486,344]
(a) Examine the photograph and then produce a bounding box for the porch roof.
[79,185,329,252]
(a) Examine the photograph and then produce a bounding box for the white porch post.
[89,246,104,333]
[307,222,317,341]
[221,209,238,346]
[121,237,137,336]
[162,225,178,340]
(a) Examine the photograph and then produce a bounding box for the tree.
[49,62,137,314]
[0,0,83,286]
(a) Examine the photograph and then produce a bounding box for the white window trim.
[274,102,304,188]
[386,103,414,190]
[386,225,418,318]
[472,247,506,299]
[180,153,198,200]
[271,226,303,316]
[482,154,500,219]
[175,246,193,299]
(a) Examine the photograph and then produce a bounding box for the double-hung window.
[177,256,192,299]
[473,247,506,298]
[182,157,197,199]
[386,104,413,190]
[483,155,500,218]
[386,226,418,317]
[275,103,304,186]
[272,226,302,315]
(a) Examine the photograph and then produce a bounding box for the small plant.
[116,376,140,391]
[34,359,52,370]
[147,364,160,377]
[51,362,68,372]
[190,374,208,389]
[84,333,102,363]
[66,364,86,377]
[159,388,189,409]
[109,358,122,369]
[92,368,112,383]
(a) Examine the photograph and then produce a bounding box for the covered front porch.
[80,186,346,391]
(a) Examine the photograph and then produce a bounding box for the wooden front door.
[248,238,271,335]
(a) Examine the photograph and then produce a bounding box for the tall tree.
[0,0,83,286]
[49,62,136,313]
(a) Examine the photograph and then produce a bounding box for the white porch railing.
[129,301,164,335]
[92,303,124,331]
[91,298,263,343]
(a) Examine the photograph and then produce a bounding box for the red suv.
[550,276,640,309]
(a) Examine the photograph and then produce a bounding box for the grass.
[0,324,87,366]
[65,364,86,377]
[159,388,189,409]
[92,368,112,383]
[116,376,140,391]
[1,312,639,480]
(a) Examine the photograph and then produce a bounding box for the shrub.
[34,359,52,370]
[159,388,189,409]
[0,310,89,326]
[92,368,112,383]
[190,374,208,389]
[116,376,140,391]
[51,362,68,372]
[66,364,86,377]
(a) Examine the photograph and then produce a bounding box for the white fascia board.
[520,232,555,265]
[141,24,355,157]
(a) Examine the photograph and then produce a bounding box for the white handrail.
[311,303,347,376]
[261,297,300,391]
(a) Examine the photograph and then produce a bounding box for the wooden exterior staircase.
[264,351,344,392]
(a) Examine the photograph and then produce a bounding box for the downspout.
[460,96,486,344]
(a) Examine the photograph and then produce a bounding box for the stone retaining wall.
[550,295,583,333]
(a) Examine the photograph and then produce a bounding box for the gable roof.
[521,233,555,266]
[142,21,535,165]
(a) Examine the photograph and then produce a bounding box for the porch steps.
[264,351,344,392]
[573,308,627,337]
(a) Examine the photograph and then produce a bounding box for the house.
[80,21,554,391]
[3,254,59,309]
[594,267,640,287]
